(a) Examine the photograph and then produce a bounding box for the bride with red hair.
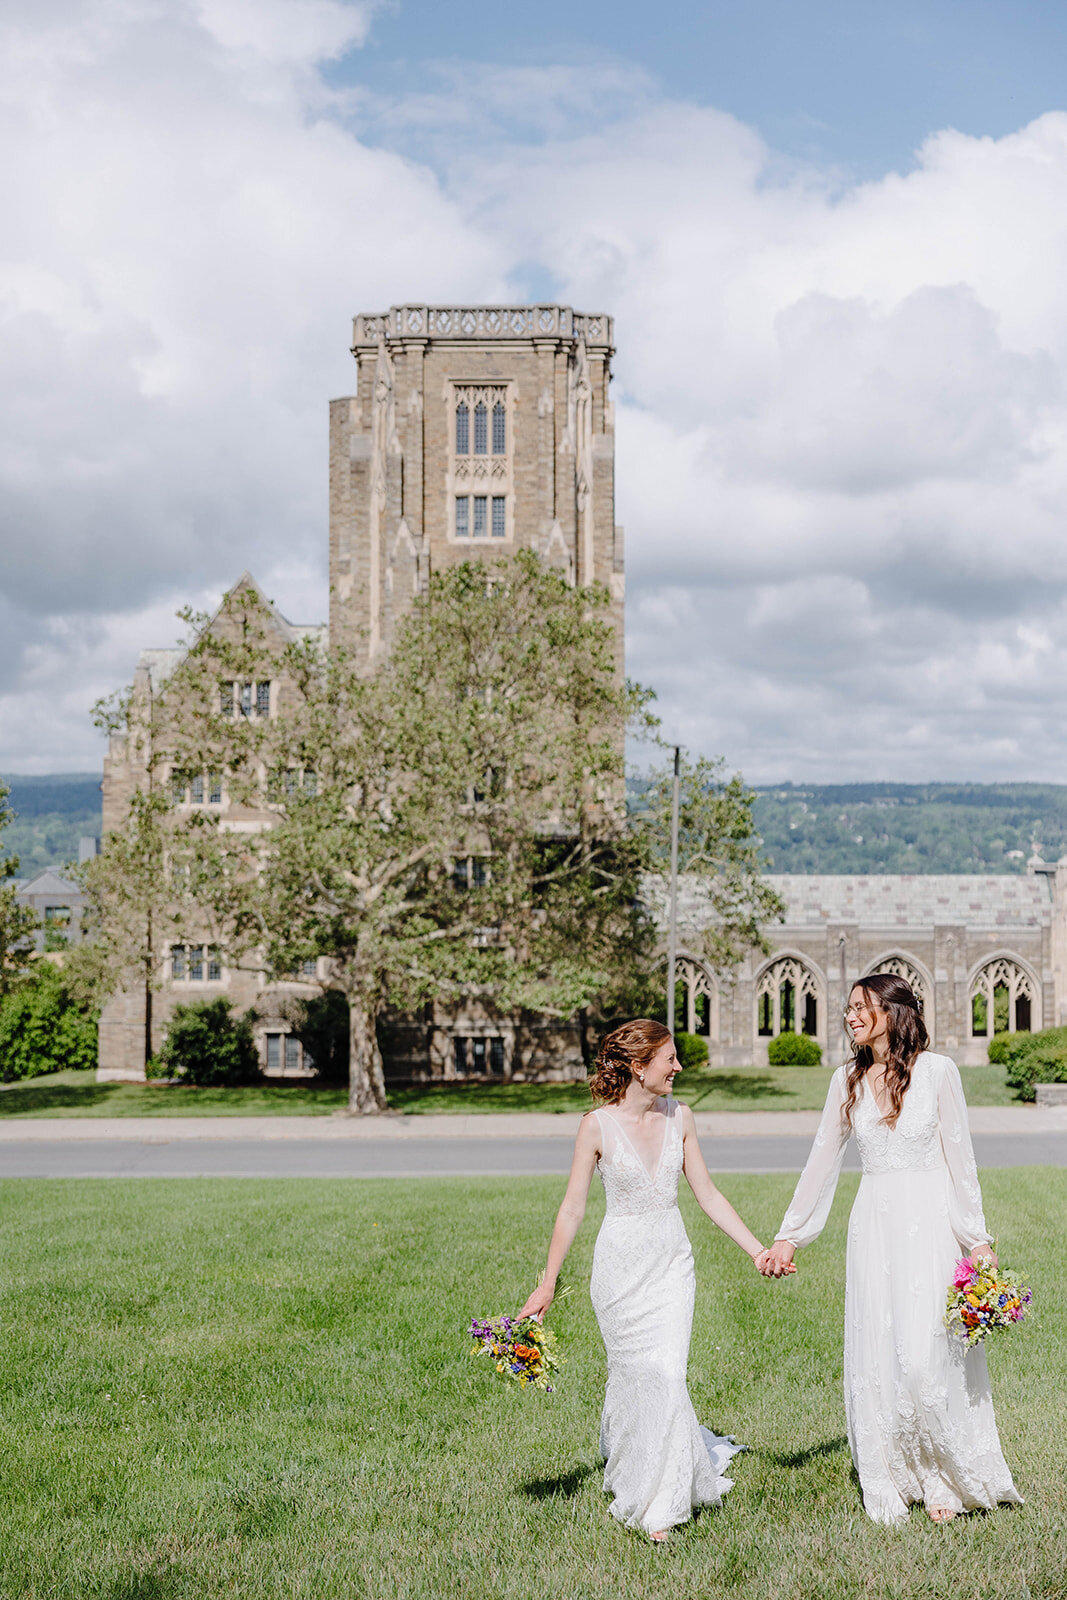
[519,1017,777,1542]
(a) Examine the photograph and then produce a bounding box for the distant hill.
[752,782,1067,874]
[1,773,101,879]
[6,772,1067,879]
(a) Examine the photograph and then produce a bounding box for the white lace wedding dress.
[590,1098,742,1534]
[779,1051,1022,1524]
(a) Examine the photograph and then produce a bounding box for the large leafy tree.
[96,562,780,1111]
[178,557,651,1112]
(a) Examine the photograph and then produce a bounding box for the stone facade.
[97,306,621,1083]
[97,578,329,1081]
[330,304,623,670]
[668,866,1065,1069]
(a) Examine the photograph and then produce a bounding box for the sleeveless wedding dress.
[590,1098,742,1534]
[779,1051,1022,1524]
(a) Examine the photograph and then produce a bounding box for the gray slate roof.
[652,872,1052,932]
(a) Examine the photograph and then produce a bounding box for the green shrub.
[767,1030,823,1067]
[159,999,261,1087]
[673,1031,709,1070]
[1000,1025,1067,1100]
[986,1033,1015,1065]
[0,960,98,1081]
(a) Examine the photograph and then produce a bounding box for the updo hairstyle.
[589,1018,672,1105]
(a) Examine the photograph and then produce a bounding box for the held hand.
[517,1282,555,1321]
[760,1240,797,1278]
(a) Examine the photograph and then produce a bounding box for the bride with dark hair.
[762,972,1022,1525]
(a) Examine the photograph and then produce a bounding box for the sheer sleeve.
[776,1068,850,1248]
[936,1056,993,1252]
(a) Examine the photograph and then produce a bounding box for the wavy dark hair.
[842,972,928,1131]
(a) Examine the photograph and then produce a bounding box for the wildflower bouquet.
[944,1252,1032,1346]
[468,1314,563,1392]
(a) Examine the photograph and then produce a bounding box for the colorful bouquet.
[944,1253,1032,1346]
[468,1314,563,1392]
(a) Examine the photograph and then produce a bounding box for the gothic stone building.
[98,302,1060,1081]
[669,867,1064,1070]
[98,304,622,1081]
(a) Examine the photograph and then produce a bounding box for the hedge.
[767,1030,823,1067]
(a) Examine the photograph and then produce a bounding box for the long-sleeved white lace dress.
[590,1098,742,1534]
[778,1051,1022,1525]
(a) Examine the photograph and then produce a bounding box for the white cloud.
[5,17,1067,783]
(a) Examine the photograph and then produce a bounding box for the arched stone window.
[671,957,717,1038]
[757,956,819,1038]
[862,955,931,1020]
[970,958,1037,1038]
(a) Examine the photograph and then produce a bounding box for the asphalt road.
[0,1133,1063,1179]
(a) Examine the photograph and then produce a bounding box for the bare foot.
[649,1529,670,1543]
[927,1506,956,1524]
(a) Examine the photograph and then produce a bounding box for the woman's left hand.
[970,1247,998,1270]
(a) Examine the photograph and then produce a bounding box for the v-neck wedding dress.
[778,1051,1022,1524]
[590,1097,742,1534]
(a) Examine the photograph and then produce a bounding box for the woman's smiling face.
[642,1037,681,1095]
[845,986,889,1053]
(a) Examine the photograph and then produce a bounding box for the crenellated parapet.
[352,304,613,351]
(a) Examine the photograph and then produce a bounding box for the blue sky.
[4,0,1067,782]
[343,0,1067,178]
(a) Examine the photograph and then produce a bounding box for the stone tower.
[328,304,623,664]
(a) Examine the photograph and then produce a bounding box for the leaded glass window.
[171,772,187,806]
[456,496,470,538]
[456,402,469,455]
[491,496,506,538]
[171,944,186,979]
[492,401,506,455]
[266,1034,281,1072]
[190,773,204,805]
[473,402,487,455]
[473,496,487,537]
[188,945,204,981]
[207,949,221,981]
[208,773,222,805]
[256,681,271,717]
[239,682,252,718]
[219,682,234,716]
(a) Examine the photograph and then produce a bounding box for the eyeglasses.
[842,1004,869,1021]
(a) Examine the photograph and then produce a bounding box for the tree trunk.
[347,986,388,1113]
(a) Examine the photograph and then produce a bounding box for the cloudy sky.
[5,0,1067,782]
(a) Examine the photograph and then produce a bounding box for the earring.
[636,1073,645,1084]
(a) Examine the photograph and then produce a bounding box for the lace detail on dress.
[589,1099,742,1533]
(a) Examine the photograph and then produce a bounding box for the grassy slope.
[0,1062,1017,1117]
[0,1173,1060,1599]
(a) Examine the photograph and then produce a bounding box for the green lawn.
[0,1172,1061,1599]
[0,1060,1018,1117]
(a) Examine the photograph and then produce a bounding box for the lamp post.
[666,746,680,1034]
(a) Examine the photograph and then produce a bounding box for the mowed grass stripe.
[0,1173,1061,1600]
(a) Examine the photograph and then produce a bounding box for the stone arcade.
[97,304,1061,1082]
